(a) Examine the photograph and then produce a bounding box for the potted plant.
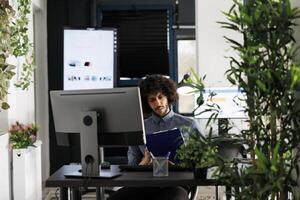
[8,121,42,200]
[217,0,300,199]
[177,69,246,177]
[9,121,38,150]
[176,127,219,178]
[176,70,224,178]
[0,0,35,110]
[177,69,225,178]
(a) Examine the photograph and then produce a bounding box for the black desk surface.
[46,165,216,188]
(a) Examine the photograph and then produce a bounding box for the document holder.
[146,128,184,163]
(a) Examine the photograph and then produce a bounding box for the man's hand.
[139,149,152,165]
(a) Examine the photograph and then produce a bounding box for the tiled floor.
[196,186,226,200]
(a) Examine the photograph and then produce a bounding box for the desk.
[46,165,217,200]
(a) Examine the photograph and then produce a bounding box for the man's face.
[147,92,170,117]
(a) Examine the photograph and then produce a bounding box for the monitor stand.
[64,111,121,178]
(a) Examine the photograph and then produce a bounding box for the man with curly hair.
[130,74,200,166]
[108,74,201,200]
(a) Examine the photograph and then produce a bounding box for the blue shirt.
[127,109,201,165]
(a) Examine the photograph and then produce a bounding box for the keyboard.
[118,165,191,172]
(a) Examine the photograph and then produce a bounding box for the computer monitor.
[50,87,145,177]
[63,28,117,90]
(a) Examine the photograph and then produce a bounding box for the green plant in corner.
[0,0,35,110]
[218,0,300,199]
[176,127,219,175]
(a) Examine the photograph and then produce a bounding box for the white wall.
[292,0,300,62]
[32,0,49,184]
[0,110,8,135]
[291,0,300,198]
[196,0,300,84]
[7,86,35,125]
[196,0,242,87]
[195,0,245,135]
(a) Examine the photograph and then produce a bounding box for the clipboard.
[146,128,184,162]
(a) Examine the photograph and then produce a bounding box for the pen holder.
[153,157,168,177]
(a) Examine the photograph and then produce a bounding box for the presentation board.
[63,28,117,90]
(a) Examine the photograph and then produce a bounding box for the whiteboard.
[63,28,116,90]
[194,87,248,119]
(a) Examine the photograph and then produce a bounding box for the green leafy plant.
[0,64,15,110]
[177,70,223,172]
[9,121,38,149]
[176,127,218,169]
[181,68,206,107]
[181,68,220,124]
[218,0,300,199]
[0,0,35,110]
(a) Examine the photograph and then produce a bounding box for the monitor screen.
[194,87,248,119]
[63,28,117,90]
[50,87,145,146]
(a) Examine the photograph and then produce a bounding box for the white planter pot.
[12,141,42,200]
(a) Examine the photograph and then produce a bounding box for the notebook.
[146,128,184,163]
